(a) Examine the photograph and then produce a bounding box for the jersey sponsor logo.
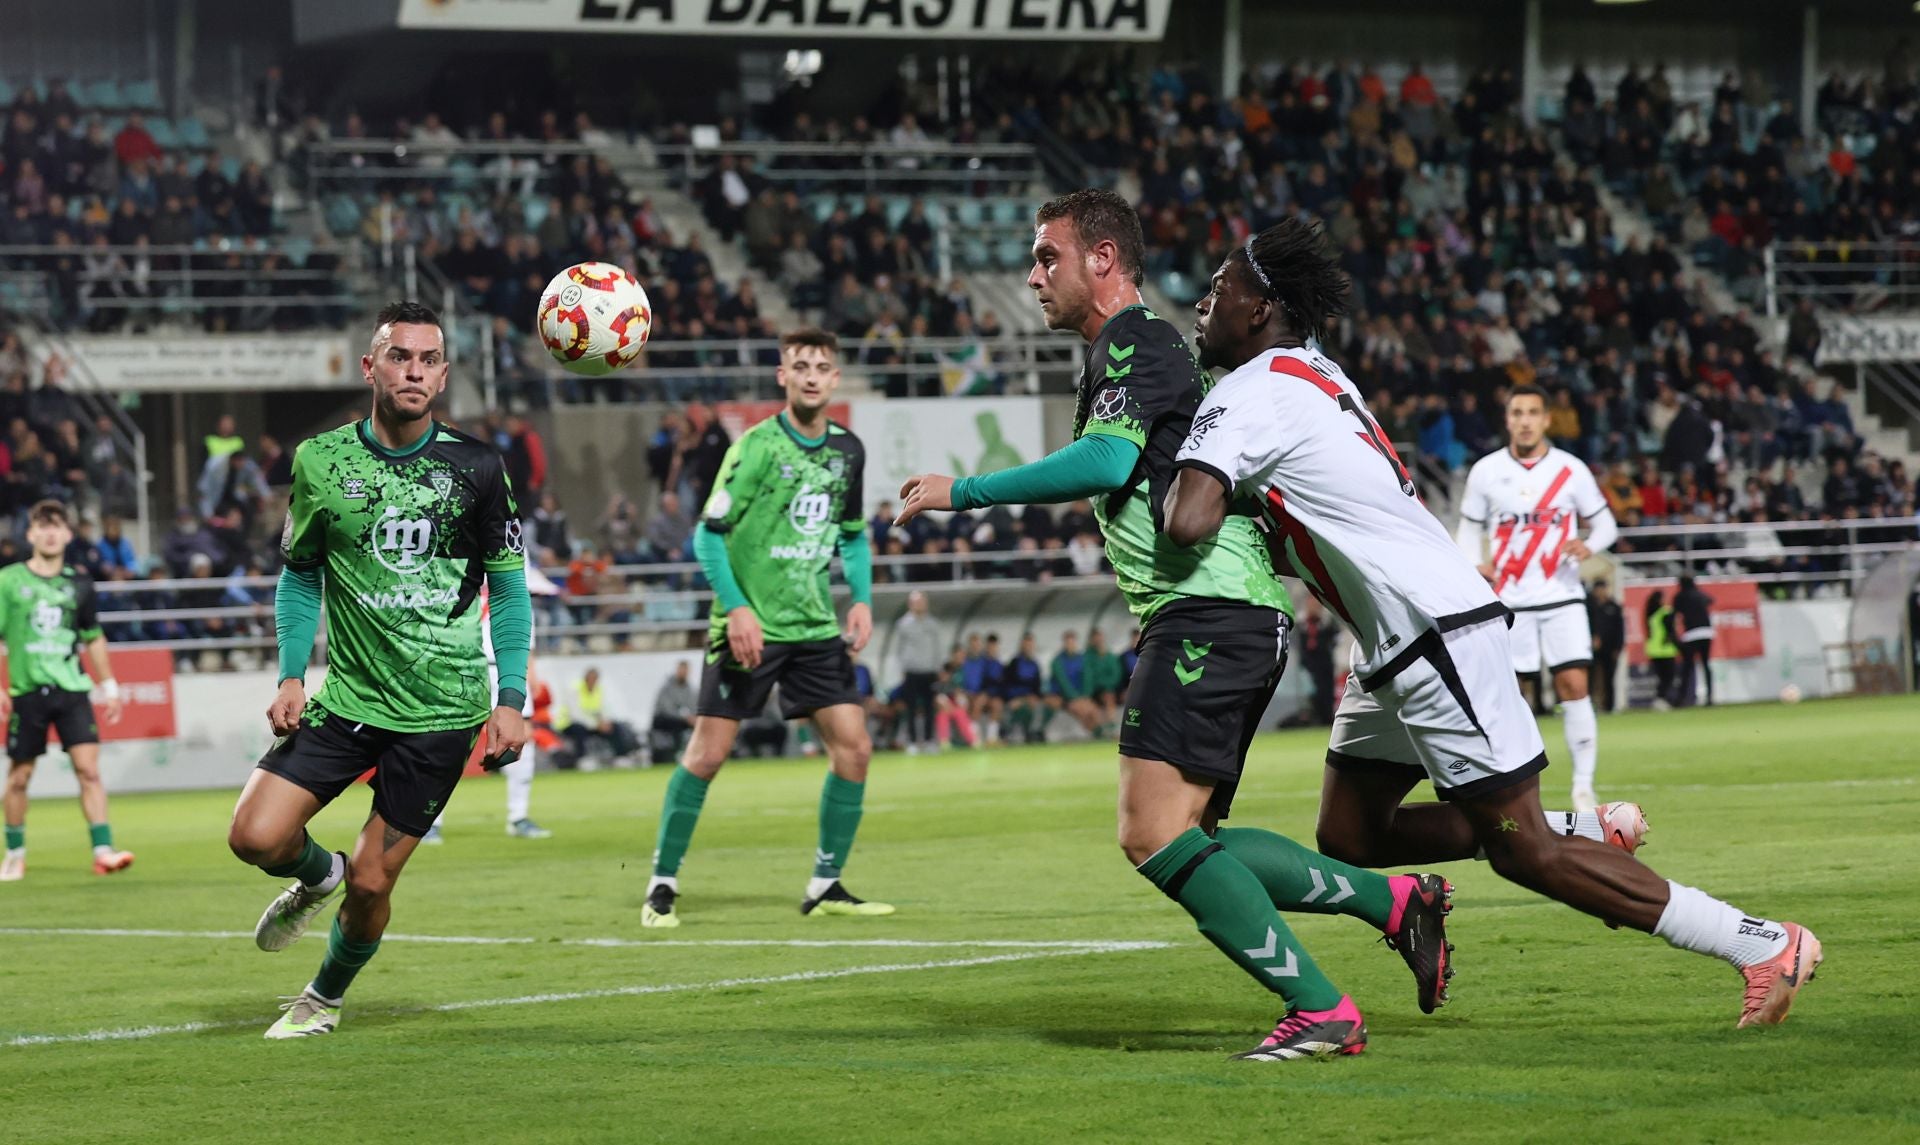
[1494,509,1572,528]
[31,601,63,634]
[1091,387,1127,421]
[342,478,368,499]
[769,540,832,560]
[356,585,462,611]
[780,463,796,481]
[374,506,435,573]
[787,485,833,537]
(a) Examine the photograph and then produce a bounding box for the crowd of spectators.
[1551,56,1920,307]
[0,80,318,331]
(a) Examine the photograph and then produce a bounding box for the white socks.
[647,874,678,895]
[308,851,345,894]
[1653,881,1789,968]
[805,876,838,900]
[1562,696,1598,794]
[504,752,534,823]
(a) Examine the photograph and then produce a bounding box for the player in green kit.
[641,327,885,928]
[0,500,130,882]
[225,301,531,1038]
[897,191,1453,1061]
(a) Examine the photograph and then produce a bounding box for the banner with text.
[849,396,1044,517]
[0,648,176,744]
[1623,580,1765,665]
[39,335,355,392]
[1816,317,1920,364]
[396,0,1170,40]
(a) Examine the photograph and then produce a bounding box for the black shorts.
[1118,598,1290,820]
[697,636,861,721]
[8,687,99,762]
[255,701,483,837]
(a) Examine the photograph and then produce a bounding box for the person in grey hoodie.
[892,590,944,752]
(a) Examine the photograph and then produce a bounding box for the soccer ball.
[535,262,652,377]
[1778,683,1803,704]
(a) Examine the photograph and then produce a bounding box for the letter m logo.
[376,513,434,572]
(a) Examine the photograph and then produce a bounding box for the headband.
[1242,237,1275,295]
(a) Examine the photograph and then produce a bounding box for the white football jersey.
[1176,346,1498,680]
[1458,447,1609,609]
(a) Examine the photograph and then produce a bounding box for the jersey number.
[1336,393,1417,498]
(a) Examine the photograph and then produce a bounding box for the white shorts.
[1327,610,1548,802]
[1505,601,1593,675]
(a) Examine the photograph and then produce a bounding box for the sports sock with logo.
[1138,828,1343,1013]
[4,824,22,850]
[813,772,864,880]
[1561,696,1598,792]
[310,913,380,1002]
[651,766,710,878]
[1213,827,1397,930]
[263,831,341,890]
[1652,881,1790,967]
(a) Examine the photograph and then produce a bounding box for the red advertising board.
[0,647,176,741]
[1623,580,1765,665]
[715,399,851,441]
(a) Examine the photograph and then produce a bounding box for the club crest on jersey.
[342,478,368,499]
[1091,388,1127,421]
[373,505,434,573]
[826,455,845,480]
[430,473,454,500]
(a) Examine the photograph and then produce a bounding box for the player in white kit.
[423,571,555,843]
[1162,219,1821,1028]
[1456,389,1618,811]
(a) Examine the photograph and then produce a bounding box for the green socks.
[262,832,336,887]
[652,767,711,878]
[4,824,22,850]
[1137,828,1343,1012]
[88,823,113,849]
[311,914,380,1003]
[1214,827,1397,930]
[814,773,865,880]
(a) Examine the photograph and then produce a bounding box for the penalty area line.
[0,927,1166,951]
[4,943,1168,1048]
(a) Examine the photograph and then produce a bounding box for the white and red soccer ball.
[535,262,652,377]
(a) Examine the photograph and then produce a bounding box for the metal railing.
[0,242,359,326]
[1764,241,1920,315]
[304,138,1044,198]
[1614,518,1918,588]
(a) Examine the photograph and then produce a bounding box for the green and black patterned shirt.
[0,563,101,696]
[282,420,522,731]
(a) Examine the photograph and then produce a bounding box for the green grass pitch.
[2,696,1916,1143]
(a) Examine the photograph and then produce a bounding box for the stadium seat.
[812,197,839,224]
[885,197,910,229]
[0,79,13,107]
[176,117,212,149]
[995,238,1029,270]
[952,200,984,227]
[523,196,550,229]
[145,118,178,149]
[86,79,123,109]
[123,79,161,110]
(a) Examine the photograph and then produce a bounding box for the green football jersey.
[702,412,865,645]
[282,420,523,732]
[1075,305,1293,621]
[0,563,102,696]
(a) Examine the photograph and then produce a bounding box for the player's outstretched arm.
[269,565,324,735]
[1164,467,1230,548]
[896,434,1140,524]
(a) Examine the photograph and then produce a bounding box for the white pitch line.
[0,927,1164,951]
[4,943,1165,1048]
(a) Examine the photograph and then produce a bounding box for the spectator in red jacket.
[114,113,164,167]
